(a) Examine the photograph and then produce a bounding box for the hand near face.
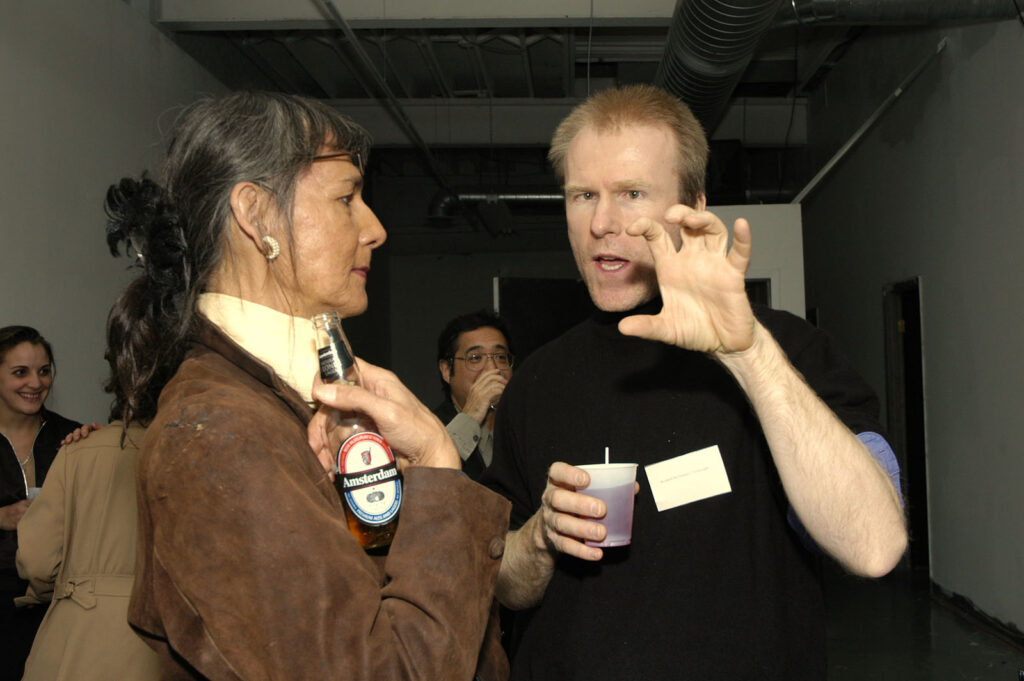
[0,500,31,531]
[619,205,755,355]
[311,359,461,472]
[460,369,509,424]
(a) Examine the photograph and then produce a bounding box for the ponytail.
[103,177,194,425]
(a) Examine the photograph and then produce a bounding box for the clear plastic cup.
[578,463,638,547]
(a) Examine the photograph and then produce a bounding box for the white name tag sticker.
[645,445,732,512]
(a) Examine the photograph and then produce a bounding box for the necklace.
[18,451,33,468]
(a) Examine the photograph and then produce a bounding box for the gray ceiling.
[145,1,1020,206]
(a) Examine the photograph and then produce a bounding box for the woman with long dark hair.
[105,91,510,681]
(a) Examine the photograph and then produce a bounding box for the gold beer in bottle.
[313,311,401,550]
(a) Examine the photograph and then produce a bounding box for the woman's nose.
[359,205,387,248]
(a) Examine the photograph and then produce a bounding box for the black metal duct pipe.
[655,0,786,135]
[656,0,1019,136]
[781,0,1021,25]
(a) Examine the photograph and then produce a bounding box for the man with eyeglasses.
[434,311,514,481]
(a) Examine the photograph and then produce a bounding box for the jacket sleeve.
[15,446,68,605]
[446,411,486,462]
[133,399,510,681]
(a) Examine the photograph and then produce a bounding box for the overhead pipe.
[318,0,1019,215]
[429,190,564,220]
[315,0,456,196]
[779,0,1022,26]
[656,0,1020,136]
[792,37,948,204]
[655,0,787,136]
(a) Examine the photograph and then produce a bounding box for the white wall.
[802,20,1024,629]
[715,204,805,319]
[0,1,224,423]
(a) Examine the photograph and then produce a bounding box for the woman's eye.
[39,367,51,377]
[12,369,25,377]
[338,194,353,205]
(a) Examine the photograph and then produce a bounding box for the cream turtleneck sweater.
[197,293,320,405]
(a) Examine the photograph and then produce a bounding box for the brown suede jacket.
[128,319,511,681]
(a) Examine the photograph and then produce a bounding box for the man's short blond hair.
[548,84,709,207]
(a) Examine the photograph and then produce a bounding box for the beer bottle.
[312,311,401,550]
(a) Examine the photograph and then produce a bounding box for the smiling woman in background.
[0,326,81,681]
[15,296,163,680]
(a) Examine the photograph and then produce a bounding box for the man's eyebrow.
[563,180,655,194]
[609,179,655,192]
[464,344,509,352]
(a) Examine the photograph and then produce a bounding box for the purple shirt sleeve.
[856,431,902,500]
[787,431,903,549]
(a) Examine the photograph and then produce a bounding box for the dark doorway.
[745,277,772,307]
[882,278,928,577]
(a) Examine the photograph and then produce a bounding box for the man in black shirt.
[484,85,907,680]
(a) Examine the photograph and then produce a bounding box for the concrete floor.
[825,566,1024,680]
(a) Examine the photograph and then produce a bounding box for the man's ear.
[228,181,268,250]
[438,359,452,385]
[694,192,707,211]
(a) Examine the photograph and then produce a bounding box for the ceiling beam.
[364,34,414,99]
[235,36,311,93]
[520,32,536,99]
[416,32,454,98]
[155,0,675,29]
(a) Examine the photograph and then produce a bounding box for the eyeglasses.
[451,351,514,370]
[313,150,364,175]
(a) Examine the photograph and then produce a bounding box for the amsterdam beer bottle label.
[338,431,402,526]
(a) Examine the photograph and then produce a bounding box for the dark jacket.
[1,408,80,572]
[129,319,511,681]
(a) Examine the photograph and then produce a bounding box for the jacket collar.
[192,315,315,426]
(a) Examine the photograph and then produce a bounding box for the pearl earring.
[261,235,280,262]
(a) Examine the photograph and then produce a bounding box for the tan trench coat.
[16,420,160,681]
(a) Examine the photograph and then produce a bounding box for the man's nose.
[590,196,622,237]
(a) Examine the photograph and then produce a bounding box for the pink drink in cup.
[578,463,638,547]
